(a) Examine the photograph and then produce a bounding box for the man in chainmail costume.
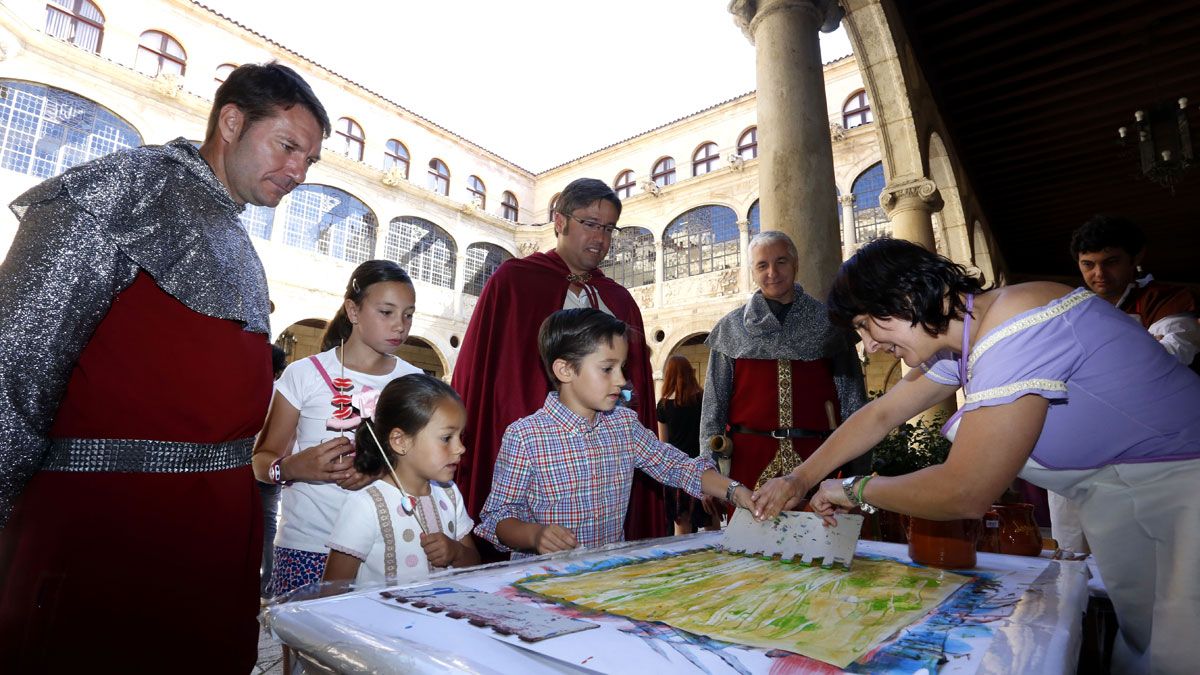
[0,63,329,671]
[701,231,870,495]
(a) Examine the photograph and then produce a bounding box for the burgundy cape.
[452,250,666,545]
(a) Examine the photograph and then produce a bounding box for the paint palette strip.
[381,583,599,642]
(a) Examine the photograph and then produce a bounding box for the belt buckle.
[770,428,788,439]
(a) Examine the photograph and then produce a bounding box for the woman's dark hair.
[204,62,331,142]
[320,260,413,352]
[354,374,462,475]
[537,308,627,385]
[660,355,702,408]
[828,237,988,337]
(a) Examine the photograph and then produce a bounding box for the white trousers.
[1022,458,1200,675]
[1047,490,1090,553]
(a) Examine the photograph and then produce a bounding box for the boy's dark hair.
[204,62,331,142]
[320,260,413,351]
[537,308,627,385]
[1069,214,1146,259]
[556,178,623,221]
[828,237,989,337]
[270,344,288,379]
[354,374,462,475]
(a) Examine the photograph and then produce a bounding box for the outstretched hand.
[751,474,809,520]
[533,524,578,555]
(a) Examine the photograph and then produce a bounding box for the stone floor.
[253,623,284,675]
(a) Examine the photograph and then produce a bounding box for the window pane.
[386,216,456,289]
[463,243,511,296]
[599,226,656,287]
[851,163,889,243]
[0,80,141,179]
[283,184,377,264]
[663,205,739,281]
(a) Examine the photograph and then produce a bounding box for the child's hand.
[419,532,460,568]
[730,485,756,513]
[533,524,577,554]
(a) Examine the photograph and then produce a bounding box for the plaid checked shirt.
[475,392,714,553]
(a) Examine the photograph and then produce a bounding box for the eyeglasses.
[561,212,618,235]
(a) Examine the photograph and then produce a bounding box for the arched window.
[600,226,655,288]
[692,142,719,176]
[283,184,377,264]
[613,169,635,199]
[44,0,104,54]
[843,90,872,128]
[663,205,739,281]
[463,243,511,296]
[852,162,889,243]
[501,191,519,221]
[383,139,409,177]
[214,63,236,85]
[386,216,456,289]
[135,30,186,77]
[334,117,364,161]
[467,175,486,209]
[737,126,758,159]
[240,205,274,240]
[748,200,760,236]
[0,80,141,179]
[427,158,449,196]
[652,157,675,187]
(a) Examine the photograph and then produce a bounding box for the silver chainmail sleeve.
[699,350,736,462]
[0,193,138,527]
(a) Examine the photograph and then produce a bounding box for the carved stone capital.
[879,177,943,216]
[150,73,182,99]
[730,0,844,43]
[517,241,540,257]
[839,193,857,207]
[381,168,406,187]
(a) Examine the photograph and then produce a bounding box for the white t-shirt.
[326,480,474,587]
[274,347,421,553]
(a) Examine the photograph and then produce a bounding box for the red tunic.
[0,272,272,673]
[727,357,842,491]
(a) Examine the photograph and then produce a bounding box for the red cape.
[452,250,666,545]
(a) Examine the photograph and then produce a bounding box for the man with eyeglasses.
[453,178,665,557]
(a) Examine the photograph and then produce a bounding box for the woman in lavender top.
[753,238,1200,675]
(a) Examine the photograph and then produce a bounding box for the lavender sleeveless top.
[922,288,1200,470]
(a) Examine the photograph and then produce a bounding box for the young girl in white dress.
[253,260,421,596]
[324,374,481,586]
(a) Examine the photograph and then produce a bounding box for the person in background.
[0,62,329,671]
[755,238,1200,675]
[453,178,665,556]
[702,231,869,494]
[657,355,720,535]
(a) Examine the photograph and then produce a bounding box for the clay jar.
[904,516,982,569]
[978,503,1042,557]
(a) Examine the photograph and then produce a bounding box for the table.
[264,532,1089,674]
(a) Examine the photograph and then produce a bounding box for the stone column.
[839,193,857,260]
[880,177,942,251]
[736,218,752,293]
[452,248,469,317]
[731,0,844,300]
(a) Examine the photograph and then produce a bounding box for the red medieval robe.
[452,250,665,550]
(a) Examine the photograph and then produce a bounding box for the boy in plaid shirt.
[475,308,753,556]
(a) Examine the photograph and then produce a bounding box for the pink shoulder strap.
[307,355,338,395]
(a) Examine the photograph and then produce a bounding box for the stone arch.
[972,220,1002,287]
[396,336,448,378]
[662,204,740,281]
[274,318,329,365]
[664,332,711,390]
[281,184,377,264]
[926,132,970,264]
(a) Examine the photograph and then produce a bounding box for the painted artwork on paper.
[516,548,970,668]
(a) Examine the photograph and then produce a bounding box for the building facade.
[0,0,906,391]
